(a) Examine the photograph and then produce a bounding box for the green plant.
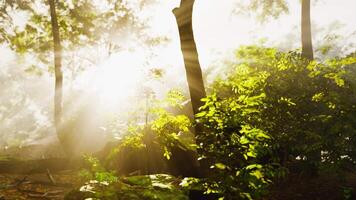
[196,45,356,199]
[107,89,194,161]
[79,155,118,184]
[66,174,189,200]
[197,94,276,199]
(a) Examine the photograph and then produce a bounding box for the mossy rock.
[64,174,189,200]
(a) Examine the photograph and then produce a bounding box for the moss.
[65,174,189,200]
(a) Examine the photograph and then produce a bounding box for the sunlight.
[0,0,356,198]
[93,50,145,108]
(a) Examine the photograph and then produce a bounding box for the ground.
[0,171,81,200]
[268,172,356,200]
[0,145,355,200]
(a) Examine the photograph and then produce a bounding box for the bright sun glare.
[93,50,145,107]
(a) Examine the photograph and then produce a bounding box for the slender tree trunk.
[173,0,206,120]
[49,0,63,141]
[172,0,205,178]
[302,0,320,174]
[301,0,313,60]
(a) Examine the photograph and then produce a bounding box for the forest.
[0,0,355,199]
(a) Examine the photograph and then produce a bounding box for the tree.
[48,0,63,140]
[301,0,313,60]
[0,0,100,152]
[235,0,314,59]
[0,0,173,154]
[172,0,206,126]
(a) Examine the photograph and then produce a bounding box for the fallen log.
[0,158,83,174]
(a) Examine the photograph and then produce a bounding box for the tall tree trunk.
[301,0,313,60]
[49,0,63,142]
[172,0,205,177]
[302,0,320,174]
[173,0,206,121]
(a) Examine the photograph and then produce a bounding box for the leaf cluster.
[196,45,356,199]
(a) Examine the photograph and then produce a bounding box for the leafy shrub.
[196,46,356,199]
[79,155,118,184]
[65,174,189,200]
[102,89,197,175]
[73,155,189,200]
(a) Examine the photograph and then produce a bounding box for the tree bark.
[302,1,320,172]
[301,0,314,60]
[172,1,205,177]
[49,0,63,141]
[173,0,206,120]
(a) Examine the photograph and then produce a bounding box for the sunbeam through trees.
[0,0,355,199]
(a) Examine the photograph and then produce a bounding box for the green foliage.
[103,126,147,168]
[4,0,99,54]
[116,128,146,150]
[196,45,356,199]
[197,95,276,199]
[79,155,118,184]
[234,0,289,22]
[150,109,192,159]
[107,89,194,162]
[65,174,189,200]
[1,0,164,76]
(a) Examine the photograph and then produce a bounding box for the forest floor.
[0,144,82,200]
[0,170,81,200]
[0,145,356,200]
[268,172,356,200]
[1,168,356,200]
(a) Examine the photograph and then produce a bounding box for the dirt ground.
[0,171,81,200]
[268,172,356,200]
[1,171,356,200]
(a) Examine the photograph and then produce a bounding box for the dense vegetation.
[196,46,356,199]
[0,0,355,200]
[63,46,356,199]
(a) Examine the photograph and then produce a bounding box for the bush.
[102,89,199,176]
[196,46,356,199]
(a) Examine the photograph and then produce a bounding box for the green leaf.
[214,163,227,170]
